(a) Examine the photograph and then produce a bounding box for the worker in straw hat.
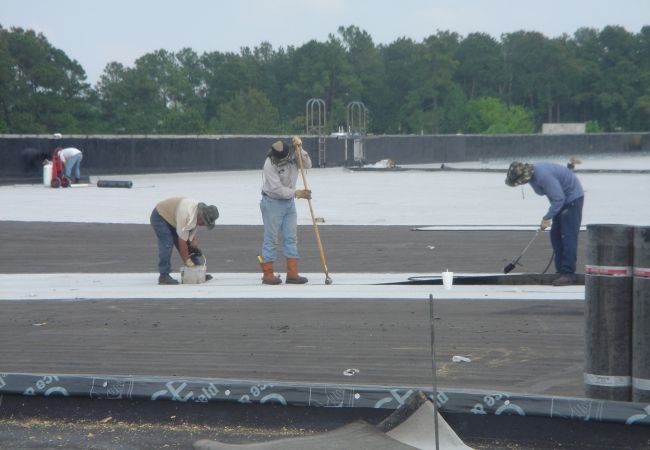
[150,197,219,285]
[505,161,584,286]
[258,137,312,285]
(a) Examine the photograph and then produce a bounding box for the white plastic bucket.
[43,163,52,187]
[181,255,207,284]
[180,265,206,284]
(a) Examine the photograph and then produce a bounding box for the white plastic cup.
[442,270,453,290]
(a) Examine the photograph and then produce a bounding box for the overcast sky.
[3,0,649,85]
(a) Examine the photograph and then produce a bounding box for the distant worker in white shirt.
[58,147,83,183]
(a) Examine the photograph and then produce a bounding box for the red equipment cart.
[50,148,70,188]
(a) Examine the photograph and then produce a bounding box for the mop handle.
[294,144,330,275]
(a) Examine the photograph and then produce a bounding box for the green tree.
[455,33,503,99]
[379,38,426,133]
[97,49,204,133]
[6,23,650,135]
[0,26,94,133]
[285,37,360,132]
[597,26,642,130]
[571,26,641,131]
[96,61,162,133]
[466,97,535,134]
[585,120,604,133]
[248,42,285,114]
[628,26,650,130]
[336,25,384,132]
[501,31,577,126]
[568,28,602,123]
[209,88,282,134]
[439,84,468,134]
[200,50,259,126]
[389,32,459,134]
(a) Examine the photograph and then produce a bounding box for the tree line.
[1,24,649,135]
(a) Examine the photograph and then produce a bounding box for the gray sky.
[2,0,649,85]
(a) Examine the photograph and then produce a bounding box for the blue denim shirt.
[529,163,584,220]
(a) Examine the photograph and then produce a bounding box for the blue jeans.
[150,209,180,275]
[550,196,584,275]
[64,153,82,179]
[150,209,202,273]
[260,195,299,263]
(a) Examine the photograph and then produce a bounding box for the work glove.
[540,218,551,231]
[188,245,204,266]
[188,246,202,257]
[295,189,312,200]
[184,258,196,267]
[291,136,302,148]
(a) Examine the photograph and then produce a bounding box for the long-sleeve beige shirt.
[261,150,312,199]
[155,197,199,241]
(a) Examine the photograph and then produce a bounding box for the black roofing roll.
[584,224,634,401]
[97,180,133,188]
[633,226,650,402]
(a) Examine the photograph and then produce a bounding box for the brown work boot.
[158,273,179,285]
[286,258,308,284]
[552,274,576,286]
[260,261,281,285]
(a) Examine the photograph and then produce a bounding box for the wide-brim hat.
[505,162,533,186]
[197,203,219,229]
[271,140,290,154]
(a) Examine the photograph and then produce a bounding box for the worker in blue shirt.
[505,161,584,286]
